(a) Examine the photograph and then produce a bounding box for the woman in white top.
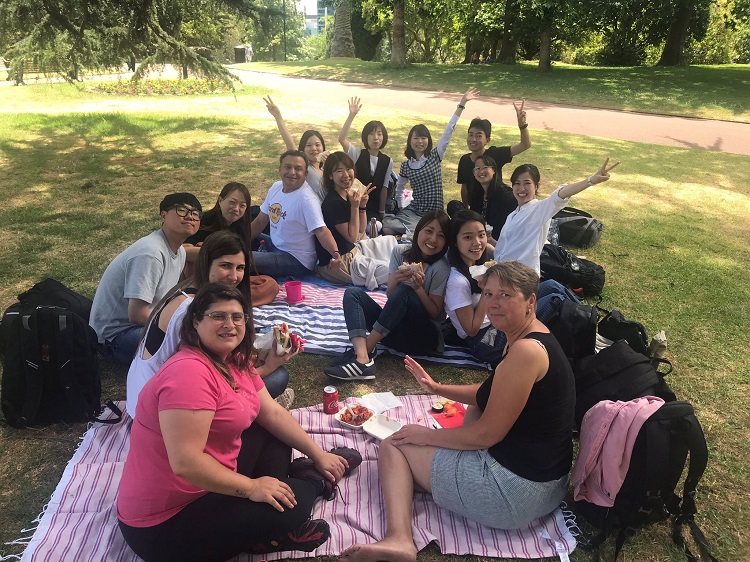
[495,158,620,274]
[264,96,328,202]
[126,231,297,419]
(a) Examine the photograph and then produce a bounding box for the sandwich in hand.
[398,262,424,275]
[255,322,306,361]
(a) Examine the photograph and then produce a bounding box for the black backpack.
[573,340,676,428]
[540,244,605,298]
[576,401,718,562]
[597,307,649,356]
[553,207,604,248]
[1,279,121,427]
[543,298,598,363]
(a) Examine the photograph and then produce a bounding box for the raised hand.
[263,96,281,118]
[513,99,527,127]
[404,355,439,394]
[460,87,480,106]
[589,157,621,185]
[359,183,376,207]
[348,96,362,116]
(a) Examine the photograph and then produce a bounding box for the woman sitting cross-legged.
[324,210,451,381]
[118,283,362,562]
[127,231,293,420]
[340,261,574,562]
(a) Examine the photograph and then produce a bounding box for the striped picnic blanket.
[18,398,576,562]
[256,281,490,371]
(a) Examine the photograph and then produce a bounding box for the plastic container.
[284,281,303,304]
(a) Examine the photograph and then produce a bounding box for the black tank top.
[475,332,574,482]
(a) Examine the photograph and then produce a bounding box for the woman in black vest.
[338,97,394,232]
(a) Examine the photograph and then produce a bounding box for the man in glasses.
[90,192,202,364]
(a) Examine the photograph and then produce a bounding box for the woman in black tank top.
[342,261,575,561]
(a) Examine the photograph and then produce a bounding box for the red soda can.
[323,385,340,414]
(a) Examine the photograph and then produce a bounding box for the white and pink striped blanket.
[258,281,490,371]
[19,398,575,562]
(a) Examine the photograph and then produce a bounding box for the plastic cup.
[285,281,303,304]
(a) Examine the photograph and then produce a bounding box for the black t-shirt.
[184,214,247,246]
[457,145,513,204]
[484,185,518,239]
[475,332,574,482]
[316,190,356,266]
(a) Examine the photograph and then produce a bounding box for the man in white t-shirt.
[250,150,342,278]
[90,192,202,364]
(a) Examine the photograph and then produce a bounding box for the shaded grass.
[0,84,749,561]
[238,60,750,123]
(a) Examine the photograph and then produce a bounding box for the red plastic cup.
[285,281,303,304]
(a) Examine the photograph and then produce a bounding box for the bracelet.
[359,207,367,211]
[457,103,465,109]
[587,176,594,187]
[519,123,528,130]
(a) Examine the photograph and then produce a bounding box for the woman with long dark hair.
[118,283,362,562]
[325,210,451,381]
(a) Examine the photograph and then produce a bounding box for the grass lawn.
[237,59,750,123]
[0,80,748,561]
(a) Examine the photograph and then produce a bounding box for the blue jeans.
[342,285,438,355]
[263,366,290,399]
[98,324,143,365]
[251,234,311,279]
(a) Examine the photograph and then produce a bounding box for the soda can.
[323,385,340,414]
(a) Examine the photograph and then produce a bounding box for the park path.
[232,69,749,156]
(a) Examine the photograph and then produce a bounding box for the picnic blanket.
[256,280,490,371]
[15,398,576,562]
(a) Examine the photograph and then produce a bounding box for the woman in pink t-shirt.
[117,284,361,562]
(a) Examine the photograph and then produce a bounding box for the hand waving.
[404,355,439,394]
[460,87,480,106]
[348,96,362,116]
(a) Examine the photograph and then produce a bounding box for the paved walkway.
[231,69,750,156]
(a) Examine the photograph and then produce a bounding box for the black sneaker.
[252,518,330,553]
[289,447,363,500]
[330,347,376,367]
[324,359,376,380]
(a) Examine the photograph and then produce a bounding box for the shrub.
[91,78,233,96]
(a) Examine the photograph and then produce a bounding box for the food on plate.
[442,402,459,418]
[431,402,444,413]
[339,404,373,426]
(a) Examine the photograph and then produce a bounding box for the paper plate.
[333,405,371,430]
[362,414,402,440]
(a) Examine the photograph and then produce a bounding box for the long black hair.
[402,209,450,265]
[448,210,490,294]
[322,151,355,192]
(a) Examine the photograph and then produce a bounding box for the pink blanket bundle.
[19,397,575,561]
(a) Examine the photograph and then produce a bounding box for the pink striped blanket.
[258,281,491,371]
[19,398,575,561]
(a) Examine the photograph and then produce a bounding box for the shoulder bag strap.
[18,311,45,426]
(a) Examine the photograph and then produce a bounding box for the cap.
[159,192,202,214]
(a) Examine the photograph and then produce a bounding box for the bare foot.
[339,538,417,562]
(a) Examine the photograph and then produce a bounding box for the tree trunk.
[330,0,356,58]
[658,0,692,66]
[538,29,552,72]
[390,0,406,67]
[499,0,520,64]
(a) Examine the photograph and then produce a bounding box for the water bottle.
[258,240,267,252]
[370,217,378,238]
[548,219,560,246]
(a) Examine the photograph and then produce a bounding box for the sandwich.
[398,262,424,275]
[254,322,305,362]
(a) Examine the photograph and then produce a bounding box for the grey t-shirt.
[90,229,185,343]
[388,244,450,297]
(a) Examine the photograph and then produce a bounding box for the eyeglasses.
[473,166,492,173]
[202,311,250,325]
[170,205,202,220]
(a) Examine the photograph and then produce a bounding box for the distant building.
[304,14,318,36]
[317,5,333,34]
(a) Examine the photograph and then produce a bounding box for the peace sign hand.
[263,96,281,118]
[359,183,376,206]
[513,99,527,127]
[589,157,621,185]
[348,97,362,116]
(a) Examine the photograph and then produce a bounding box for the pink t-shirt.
[117,347,265,527]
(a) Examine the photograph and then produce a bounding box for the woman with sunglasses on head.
[127,231,294,420]
[264,96,328,202]
[324,210,451,381]
[340,262,574,562]
[495,158,620,274]
[118,283,362,562]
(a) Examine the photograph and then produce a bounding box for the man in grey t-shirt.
[90,193,202,365]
